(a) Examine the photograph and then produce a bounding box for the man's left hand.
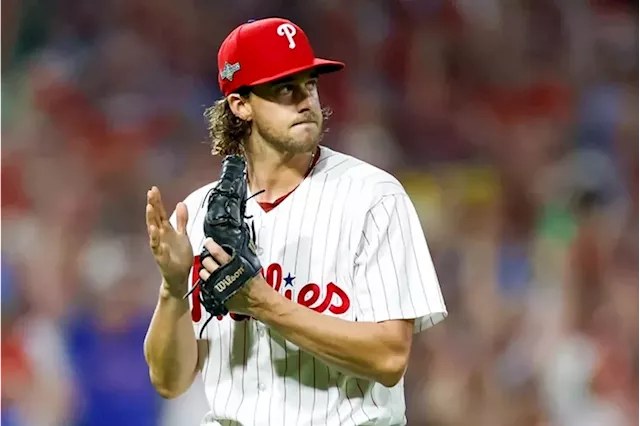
[198,237,272,316]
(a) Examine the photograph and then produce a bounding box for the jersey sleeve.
[351,192,447,333]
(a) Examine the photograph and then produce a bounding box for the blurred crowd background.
[1,0,638,425]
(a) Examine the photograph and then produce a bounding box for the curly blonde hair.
[203,92,252,157]
[204,93,333,157]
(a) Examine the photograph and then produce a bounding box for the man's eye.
[278,85,293,95]
[306,79,318,90]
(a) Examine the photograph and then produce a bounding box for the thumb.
[175,202,189,235]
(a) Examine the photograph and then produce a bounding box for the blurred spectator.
[62,237,161,426]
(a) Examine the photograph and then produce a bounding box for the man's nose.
[293,85,314,112]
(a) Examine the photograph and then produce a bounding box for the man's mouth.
[293,120,316,126]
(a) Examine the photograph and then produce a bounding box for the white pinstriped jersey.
[170,146,447,426]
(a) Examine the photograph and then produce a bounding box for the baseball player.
[144,17,447,426]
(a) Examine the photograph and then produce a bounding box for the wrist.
[248,279,290,323]
[246,277,281,320]
[160,278,189,302]
[158,286,191,317]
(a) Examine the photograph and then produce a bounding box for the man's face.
[248,70,324,154]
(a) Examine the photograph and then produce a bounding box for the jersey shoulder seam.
[364,192,407,218]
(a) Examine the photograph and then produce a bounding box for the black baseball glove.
[184,155,262,334]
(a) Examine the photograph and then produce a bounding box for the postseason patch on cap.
[220,61,241,81]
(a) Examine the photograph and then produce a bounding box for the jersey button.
[258,383,266,392]
[258,328,265,338]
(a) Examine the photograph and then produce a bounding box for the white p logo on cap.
[277,23,297,49]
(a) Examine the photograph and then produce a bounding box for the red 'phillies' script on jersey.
[190,258,350,322]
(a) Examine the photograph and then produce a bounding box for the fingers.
[198,269,210,281]
[148,186,170,224]
[149,224,160,254]
[146,197,161,229]
[199,256,219,281]
[203,238,232,264]
[199,238,231,281]
[175,202,189,235]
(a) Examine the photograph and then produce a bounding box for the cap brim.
[247,58,345,88]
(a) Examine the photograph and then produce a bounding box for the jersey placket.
[252,201,286,425]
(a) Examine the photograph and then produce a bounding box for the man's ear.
[227,93,252,121]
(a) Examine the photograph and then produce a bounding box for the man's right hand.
[146,186,193,297]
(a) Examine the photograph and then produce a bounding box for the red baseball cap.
[217,17,345,96]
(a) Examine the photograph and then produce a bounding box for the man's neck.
[244,141,317,203]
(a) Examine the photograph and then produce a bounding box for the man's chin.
[287,133,321,153]
[296,137,320,153]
